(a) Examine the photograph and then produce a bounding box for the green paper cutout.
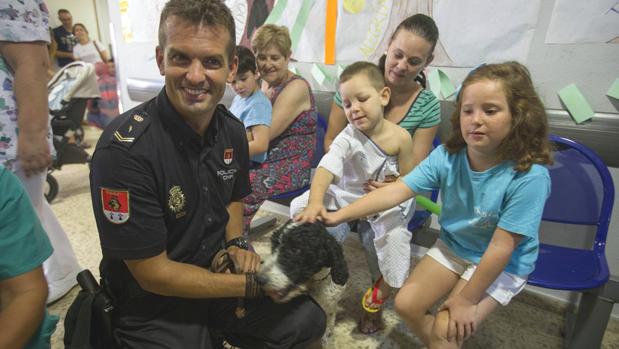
[336,64,346,78]
[428,69,441,99]
[311,63,333,85]
[428,69,454,99]
[264,0,288,25]
[607,78,619,100]
[558,84,594,124]
[290,0,315,52]
[438,69,455,98]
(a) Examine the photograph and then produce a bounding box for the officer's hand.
[227,247,261,273]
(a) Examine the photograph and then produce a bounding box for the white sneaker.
[47,268,80,304]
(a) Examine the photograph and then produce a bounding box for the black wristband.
[226,237,250,250]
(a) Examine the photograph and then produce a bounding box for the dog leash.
[210,250,247,319]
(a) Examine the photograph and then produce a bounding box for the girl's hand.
[293,204,327,223]
[320,210,344,227]
[439,294,478,344]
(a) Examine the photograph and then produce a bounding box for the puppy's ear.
[326,235,349,285]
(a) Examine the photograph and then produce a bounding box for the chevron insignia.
[114,131,135,143]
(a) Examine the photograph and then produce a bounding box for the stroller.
[45,61,100,203]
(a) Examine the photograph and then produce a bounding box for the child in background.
[293,62,415,312]
[322,62,552,348]
[229,45,272,164]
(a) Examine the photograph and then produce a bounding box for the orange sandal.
[361,276,385,313]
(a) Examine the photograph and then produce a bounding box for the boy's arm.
[397,127,415,176]
[439,227,522,341]
[323,180,415,226]
[247,125,270,157]
[294,167,334,223]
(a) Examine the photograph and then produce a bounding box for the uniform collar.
[156,88,221,150]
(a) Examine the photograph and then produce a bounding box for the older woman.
[243,24,317,228]
[323,14,441,334]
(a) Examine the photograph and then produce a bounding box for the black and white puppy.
[257,221,348,347]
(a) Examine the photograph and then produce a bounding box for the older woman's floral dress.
[243,75,316,229]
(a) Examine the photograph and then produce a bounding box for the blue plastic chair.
[269,113,327,201]
[527,135,615,348]
[407,136,442,232]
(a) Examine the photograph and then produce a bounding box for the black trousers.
[112,293,326,349]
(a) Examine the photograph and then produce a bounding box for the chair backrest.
[311,113,328,168]
[543,135,615,251]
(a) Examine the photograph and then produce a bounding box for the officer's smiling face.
[156,16,237,128]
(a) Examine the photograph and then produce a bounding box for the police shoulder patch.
[101,187,130,224]
[112,112,151,149]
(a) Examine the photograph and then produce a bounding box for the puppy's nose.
[256,274,267,286]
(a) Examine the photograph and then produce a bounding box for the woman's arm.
[268,78,311,139]
[324,101,348,152]
[410,125,438,169]
[397,127,415,176]
[247,125,270,157]
[0,41,52,177]
[0,267,48,349]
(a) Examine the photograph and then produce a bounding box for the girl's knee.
[430,310,451,345]
[394,291,424,322]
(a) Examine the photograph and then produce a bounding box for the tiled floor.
[47,126,619,348]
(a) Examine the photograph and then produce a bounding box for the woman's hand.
[364,175,398,192]
[293,203,327,224]
[439,294,479,344]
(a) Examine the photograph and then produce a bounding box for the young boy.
[292,61,415,305]
[229,45,272,164]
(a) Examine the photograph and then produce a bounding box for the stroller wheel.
[45,173,59,203]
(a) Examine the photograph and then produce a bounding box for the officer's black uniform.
[90,90,325,348]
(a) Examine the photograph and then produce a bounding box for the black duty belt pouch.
[64,270,117,349]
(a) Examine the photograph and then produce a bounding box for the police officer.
[89,0,326,347]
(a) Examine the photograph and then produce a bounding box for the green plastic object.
[416,195,441,215]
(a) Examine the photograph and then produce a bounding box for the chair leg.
[566,279,619,349]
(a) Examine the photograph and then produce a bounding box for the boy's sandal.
[361,276,385,313]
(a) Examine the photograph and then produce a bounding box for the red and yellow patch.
[101,188,130,224]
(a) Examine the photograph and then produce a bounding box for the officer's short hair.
[158,0,236,60]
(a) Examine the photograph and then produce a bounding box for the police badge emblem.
[168,186,186,218]
[224,148,233,165]
[101,188,130,224]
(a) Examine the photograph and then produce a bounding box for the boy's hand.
[439,294,478,344]
[293,203,327,223]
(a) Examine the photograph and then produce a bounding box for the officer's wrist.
[225,236,249,251]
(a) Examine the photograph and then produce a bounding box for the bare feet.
[358,277,391,334]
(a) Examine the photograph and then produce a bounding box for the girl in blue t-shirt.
[322,62,553,348]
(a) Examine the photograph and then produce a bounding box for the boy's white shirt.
[291,124,415,287]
